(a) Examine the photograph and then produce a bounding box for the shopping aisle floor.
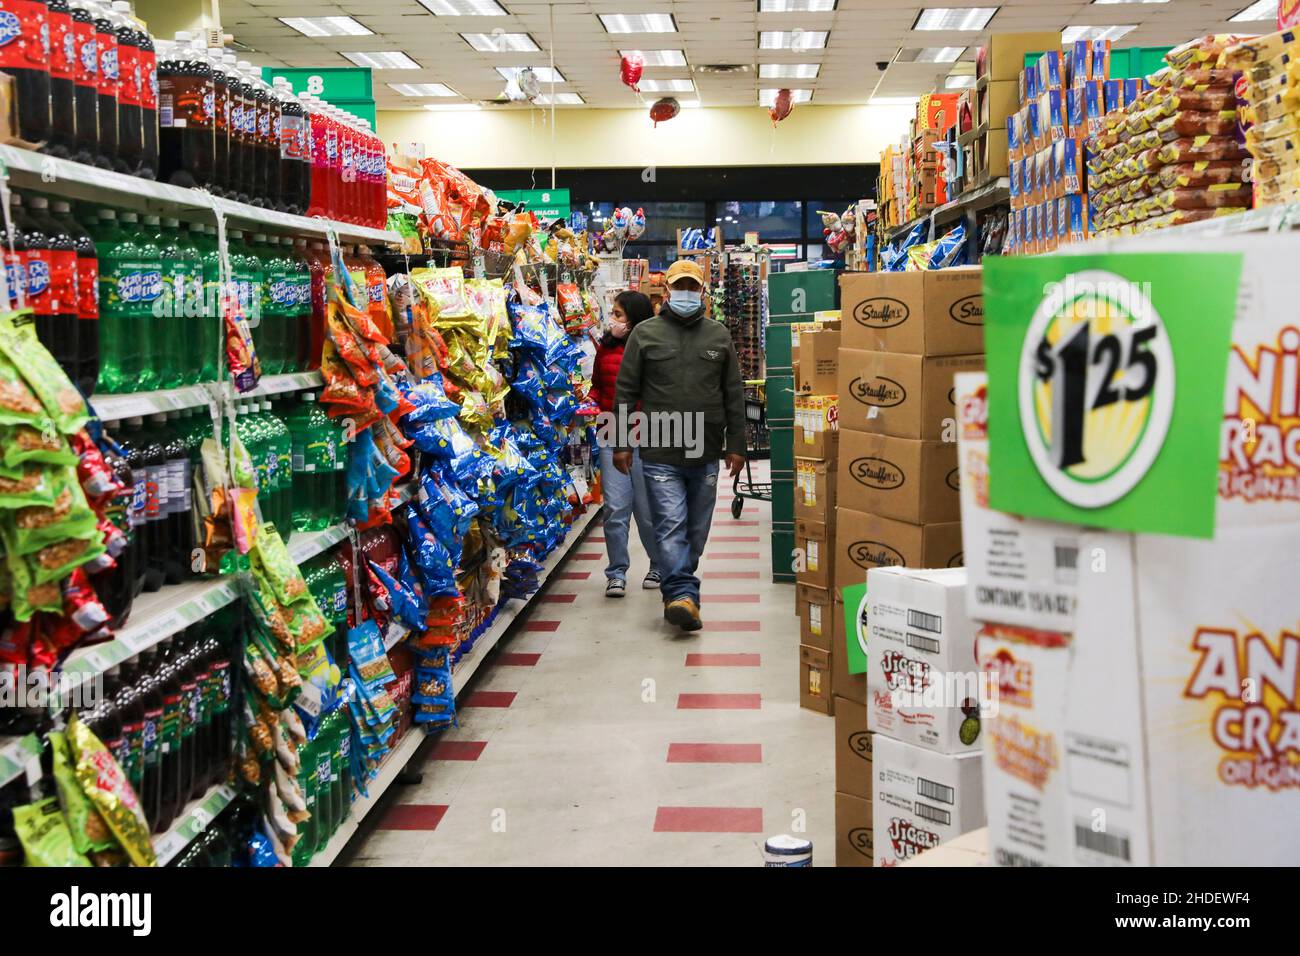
[340,461,835,866]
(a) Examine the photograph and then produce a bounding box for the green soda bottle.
[125,212,165,391]
[263,236,291,375]
[193,223,222,383]
[273,399,294,537]
[314,720,335,853]
[228,230,262,361]
[149,215,183,389]
[92,209,125,394]
[260,399,288,535]
[292,735,317,867]
[165,217,204,386]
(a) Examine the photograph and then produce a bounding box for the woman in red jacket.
[592,291,661,597]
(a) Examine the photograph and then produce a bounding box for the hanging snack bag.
[49,729,115,856]
[14,797,92,867]
[66,715,156,867]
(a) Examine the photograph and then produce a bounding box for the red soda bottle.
[0,0,52,146]
[47,0,75,157]
[91,0,117,167]
[69,0,98,165]
[109,0,141,175]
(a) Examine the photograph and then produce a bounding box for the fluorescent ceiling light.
[496,65,566,83]
[1230,0,1277,20]
[640,78,696,92]
[913,7,998,30]
[535,92,585,104]
[424,103,483,111]
[599,13,677,33]
[462,32,538,51]
[342,51,421,69]
[759,0,837,10]
[388,82,458,96]
[870,95,919,106]
[417,0,508,14]
[279,16,372,36]
[759,88,813,105]
[620,49,687,66]
[1061,24,1135,42]
[759,62,820,78]
[945,74,975,88]
[759,30,830,49]
[916,45,965,62]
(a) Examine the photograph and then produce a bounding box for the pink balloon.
[620,53,644,92]
[649,96,679,127]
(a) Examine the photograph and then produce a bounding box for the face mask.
[609,320,629,339]
[668,289,702,314]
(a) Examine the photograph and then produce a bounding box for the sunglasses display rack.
[720,251,771,455]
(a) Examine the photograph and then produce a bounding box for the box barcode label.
[907,609,942,633]
[809,605,822,636]
[915,802,951,826]
[1074,824,1131,861]
[917,776,954,804]
[906,632,941,655]
[1055,544,1078,570]
[807,541,819,572]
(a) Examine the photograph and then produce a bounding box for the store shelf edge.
[885,177,1011,245]
[0,732,41,788]
[91,371,326,421]
[153,784,236,866]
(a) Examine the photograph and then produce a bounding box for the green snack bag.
[0,465,56,510]
[14,797,92,867]
[6,470,98,555]
[0,352,48,427]
[49,730,116,855]
[8,549,63,620]
[29,530,106,586]
[0,422,79,468]
[250,524,309,606]
[0,316,89,434]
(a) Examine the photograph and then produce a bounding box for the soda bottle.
[196,818,231,866]
[90,0,118,167]
[304,93,332,219]
[162,217,202,384]
[138,413,168,590]
[292,733,317,866]
[135,7,156,178]
[162,409,189,583]
[314,719,335,852]
[192,222,220,382]
[0,0,52,147]
[208,45,229,195]
[228,55,255,204]
[304,239,327,369]
[143,214,177,388]
[50,200,98,396]
[91,208,121,392]
[177,628,203,802]
[108,210,161,389]
[189,627,213,799]
[109,1,141,175]
[263,234,290,373]
[242,62,278,209]
[336,709,353,825]
[204,619,233,786]
[126,212,162,389]
[153,635,185,832]
[113,659,145,801]
[119,416,148,597]
[19,195,75,381]
[91,426,134,626]
[79,663,121,762]
[359,244,391,341]
[1,195,27,319]
[288,237,311,371]
[236,60,264,204]
[269,398,293,535]
[274,77,309,215]
[361,119,383,229]
[47,0,76,157]
[180,407,205,569]
[136,646,163,828]
[69,0,98,165]
[157,33,214,188]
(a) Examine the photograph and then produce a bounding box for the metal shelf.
[91,371,325,421]
[886,176,1012,244]
[154,784,237,866]
[0,733,41,789]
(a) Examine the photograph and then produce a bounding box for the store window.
[718,200,802,240]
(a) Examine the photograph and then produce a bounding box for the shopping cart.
[729,381,771,518]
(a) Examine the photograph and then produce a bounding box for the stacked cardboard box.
[968,32,1060,190]
[877,145,907,232]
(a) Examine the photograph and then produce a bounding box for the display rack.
[885,176,1011,245]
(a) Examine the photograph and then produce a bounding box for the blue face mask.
[668,289,702,314]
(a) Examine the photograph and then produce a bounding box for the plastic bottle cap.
[150,412,166,423]
[253,233,266,242]
[304,393,316,402]
[144,214,160,225]
[99,209,116,219]
[127,416,143,425]
[27,196,47,208]
[121,211,139,222]
[237,60,252,71]
[163,217,179,227]
[111,1,130,11]
[174,30,191,41]
[52,201,70,212]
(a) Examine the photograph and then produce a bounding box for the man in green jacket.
[612,259,747,632]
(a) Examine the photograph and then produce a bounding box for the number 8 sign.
[1018,270,1176,508]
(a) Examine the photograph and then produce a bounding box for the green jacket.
[613,305,748,466]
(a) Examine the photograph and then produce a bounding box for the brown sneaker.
[664,596,703,632]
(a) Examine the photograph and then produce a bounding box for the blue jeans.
[599,446,661,581]
[641,460,719,604]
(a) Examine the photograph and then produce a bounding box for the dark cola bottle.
[69,0,99,165]
[0,0,53,145]
[24,195,79,382]
[46,0,75,157]
[90,0,118,167]
[108,1,141,175]
[135,6,156,178]
[157,33,214,188]
[208,45,229,195]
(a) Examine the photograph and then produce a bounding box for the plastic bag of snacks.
[66,715,156,866]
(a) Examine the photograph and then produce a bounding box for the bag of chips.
[14,797,92,866]
[66,715,156,867]
[49,729,115,856]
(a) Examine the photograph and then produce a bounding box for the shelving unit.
[153,785,237,866]
[886,177,1012,245]
[91,371,325,422]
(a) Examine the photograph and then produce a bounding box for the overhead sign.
[495,188,571,221]
[263,67,375,125]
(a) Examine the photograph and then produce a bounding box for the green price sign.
[495,188,571,221]
[983,252,1241,538]
[842,582,868,675]
[263,67,375,125]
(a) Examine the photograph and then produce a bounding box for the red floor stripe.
[707,552,761,560]
[718,521,759,526]
[677,692,761,710]
[706,594,760,603]
[539,593,577,603]
[571,553,601,560]
[685,653,761,667]
[702,620,761,632]
[667,743,762,763]
[378,804,449,830]
[587,536,605,543]
[429,740,486,761]
[463,690,516,708]
[523,620,560,632]
[711,536,761,543]
[555,571,590,581]
[703,571,761,579]
[653,807,763,833]
[497,652,541,666]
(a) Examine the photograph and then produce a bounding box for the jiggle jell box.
[873,733,986,867]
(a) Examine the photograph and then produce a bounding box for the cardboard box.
[866,566,980,754]
[837,349,985,441]
[835,791,874,867]
[836,430,961,524]
[976,624,1070,867]
[833,508,963,595]
[979,79,1018,130]
[796,582,832,652]
[833,596,866,704]
[834,696,873,799]
[793,395,838,460]
[796,327,839,394]
[795,516,833,589]
[978,32,1061,83]
[839,268,984,357]
[795,457,835,520]
[873,734,985,867]
[917,92,959,131]
[799,644,833,715]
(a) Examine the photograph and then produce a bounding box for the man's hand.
[725,453,746,479]
[613,451,633,475]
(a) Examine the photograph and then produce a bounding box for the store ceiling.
[219,0,1279,110]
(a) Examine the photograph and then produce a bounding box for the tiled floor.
[340,461,834,867]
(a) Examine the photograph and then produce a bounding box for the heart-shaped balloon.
[649,96,679,127]
[769,88,794,125]
[620,53,644,92]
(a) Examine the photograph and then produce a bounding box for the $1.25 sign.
[983,253,1241,538]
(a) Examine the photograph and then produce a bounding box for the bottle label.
[326,128,337,163]
[180,679,198,737]
[121,719,143,781]
[265,448,278,485]
[130,475,146,527]
[280,112,304,160]
[22,251,52,315]
[145,463,167,520]
[48,248,76,314]
[161,692,182,750]
[304,437,334,471]
[4,253,24,310]
[77,254,98,320]
[213,84,226,133]
[166,458,186,514]
[202,666,220,715]
[113,262,164,307]
[177,458,192,512]
[333,584,347,618]
[368,279,384,305]
[75,22,96,88]
[316,752,331,786]
[139,49,156,111]
[257,102,270,140]
[158,74,213,129]
[49,11,73,81]
[194,667,211,721]
[97,34,117,96]
[118,42,139,107]
[0,1,48,71]
[142,708,161,766]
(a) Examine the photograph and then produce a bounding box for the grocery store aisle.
[340,460,836,867]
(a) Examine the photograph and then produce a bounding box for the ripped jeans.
[640,460,720,604]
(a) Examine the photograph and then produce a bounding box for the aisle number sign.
[496,188,571,221]
[983,253,1241,538]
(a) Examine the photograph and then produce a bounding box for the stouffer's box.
[836,429,961,524]
[873,734,985,867]
[836,349,985,442]
[838,268,984,357]
[833,508,963,596]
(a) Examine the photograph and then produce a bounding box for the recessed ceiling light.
[869,95,919,106]
[424,103,483,111]
[1229,0,1277,20]
[417,0,508,14]
[759,30,829,49]
[496,65,566,83]
[620,49,687,66]
[1061,24,1135,42]
[640,78,696,92]
[913,7,998,30]
[462,32,539,51]
[759,88,813,105]
[758,0,837,10]
[598,13,677,33]
[759,63,821,78]
[535,92,585,105]
[945,74,975,88]
[388,82,458,96]
[342,51,421,70]
[278,16,373,37]
[916,46,965,62]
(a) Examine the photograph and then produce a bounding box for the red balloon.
[620,53,644,92]
[769,88,794,125]
[649,96,679,127]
